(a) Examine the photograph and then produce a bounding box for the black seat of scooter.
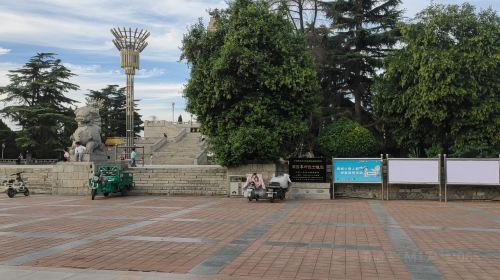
[7,179,15,183]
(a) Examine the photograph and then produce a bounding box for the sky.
[0,0,498,130]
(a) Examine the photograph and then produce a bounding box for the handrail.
[151,137,168,152]
[194,146,208,165]
[0,159,58,165]
[150,128,188,152]
[174,128,188,143]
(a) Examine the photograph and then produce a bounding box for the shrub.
[317,118,380,157]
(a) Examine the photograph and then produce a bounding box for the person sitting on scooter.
[250,173,263,188]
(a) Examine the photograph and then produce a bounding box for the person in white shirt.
[74,142,86,162]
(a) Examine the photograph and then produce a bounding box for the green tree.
[0,120,18,158]
[322,0,402,122]
[374,4,500,157]
[317,117,379,157]
[0,53,78,158]
[181,0,318,166]
[86,85,143,139]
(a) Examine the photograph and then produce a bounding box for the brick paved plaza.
[0,195,500,279]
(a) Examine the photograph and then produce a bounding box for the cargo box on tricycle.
[88,164,134,200]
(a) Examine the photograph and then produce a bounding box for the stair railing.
[174,128,188,143]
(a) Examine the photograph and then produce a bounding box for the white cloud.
[136,68,166,79]
[0,62,20,85]
[0,47,10,55]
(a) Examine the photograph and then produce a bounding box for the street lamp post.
[111,27,150,152]
[172,102,175,123]
[1,143,5,159]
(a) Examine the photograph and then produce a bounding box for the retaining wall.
[130,165,228,196]
[0,162,93,195]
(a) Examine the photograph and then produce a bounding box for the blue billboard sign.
[333,159,382,183]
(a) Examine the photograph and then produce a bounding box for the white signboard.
[446,160,500,185]
[388,159,439,184]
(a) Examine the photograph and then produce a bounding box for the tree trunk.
[354,94,362,122]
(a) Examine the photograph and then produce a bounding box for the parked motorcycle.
[3,172,29,198]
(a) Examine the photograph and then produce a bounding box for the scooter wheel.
[24,189,30,196]
[91,189,97,200]
[249,190,255,202]
[7,188,15,198]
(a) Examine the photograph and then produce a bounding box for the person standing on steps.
[130,148,137,167]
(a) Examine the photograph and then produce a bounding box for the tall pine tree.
[322,0,401,122]
[0,53,78,158]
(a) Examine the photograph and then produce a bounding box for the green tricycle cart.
[88,164,134,200]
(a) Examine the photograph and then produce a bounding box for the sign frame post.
[332,157,335,199]
[380,154,384,200]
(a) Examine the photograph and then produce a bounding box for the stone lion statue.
[70,106,105,156]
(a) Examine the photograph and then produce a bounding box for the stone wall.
[3,161,497,200]
[0,162,93,195]
[51,162,94,195]
[227,163,278,183]
[334,184,383,199]
[0,165,53,194]
[131,166,228,196]
[333,182,500,201]
[290,183,331,200]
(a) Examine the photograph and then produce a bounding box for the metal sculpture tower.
[111,27,150,150]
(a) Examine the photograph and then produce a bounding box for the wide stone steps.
[152,158,196,165]
[155,152,199,158]
[149,132,206,165]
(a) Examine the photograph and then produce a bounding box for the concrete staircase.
[130,165,228,196]
[152,132,205,165]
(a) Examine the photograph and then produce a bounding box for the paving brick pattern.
[384,201,500,280]
[0,195,500,279]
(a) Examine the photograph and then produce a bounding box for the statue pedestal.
[83,153,109,162]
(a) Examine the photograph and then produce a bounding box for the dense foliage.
[181,0,318,166]
[86,85,143,139]
[317,117,379,157]
[0,53,78,158]
[0,120,18,158]
[374,4,500,157]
